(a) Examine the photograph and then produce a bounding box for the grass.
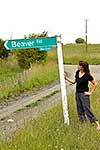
[0,82,100,149]
[0,55,21,80]
[0,60,59,102]
[63,44,100,64]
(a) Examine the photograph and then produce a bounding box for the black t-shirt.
[75,70,94,93]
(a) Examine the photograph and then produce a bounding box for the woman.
[64,60,100,130]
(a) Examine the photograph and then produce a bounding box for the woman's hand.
[64,73,67,80]
[84,91,91,96]
[64,71,67,80]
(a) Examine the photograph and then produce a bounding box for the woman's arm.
[84,80,97,96]
[64,73,76,84]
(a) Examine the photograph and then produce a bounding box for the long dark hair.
[79,60,91,76]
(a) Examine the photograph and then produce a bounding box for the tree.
[0,38,9,58]
[16,31,48,69]
[75,38,85,44]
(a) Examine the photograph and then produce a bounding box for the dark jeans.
[75,92,97,123]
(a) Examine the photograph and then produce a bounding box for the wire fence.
[0,67,33,100]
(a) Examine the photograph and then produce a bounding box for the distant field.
[47,43,100,64]
[63,44,100,64]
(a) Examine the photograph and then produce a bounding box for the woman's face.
[78,65,84,71]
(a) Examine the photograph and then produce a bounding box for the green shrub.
[0,38,9,58]
[75,38,85,44]
[16,32,48,69]
[16,48,47,69]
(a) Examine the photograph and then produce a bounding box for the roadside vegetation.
[0,43,100,102]
[0,54,59,102]
[0,82,100,150]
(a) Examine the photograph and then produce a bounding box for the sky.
[1,0,100,44]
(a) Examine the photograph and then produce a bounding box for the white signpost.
[4,36,69,125]
[57,36,69,125]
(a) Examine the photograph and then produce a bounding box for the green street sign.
[39,47,52,51]
[4,37,57,50]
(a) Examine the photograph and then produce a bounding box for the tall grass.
[0,82,100,150]
[0,61,59,102]
[0,55,21,79]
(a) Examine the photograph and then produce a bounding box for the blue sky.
[1,0,100,44]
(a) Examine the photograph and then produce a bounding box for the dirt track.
[0,65,100,141]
